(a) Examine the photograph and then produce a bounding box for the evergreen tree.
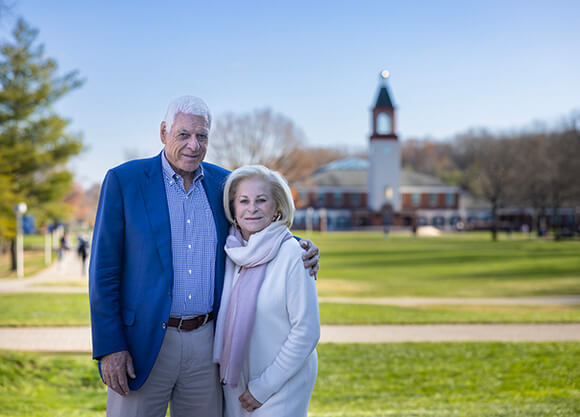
[0,18,84,269]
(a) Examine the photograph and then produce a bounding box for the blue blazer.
[89,152,230,390]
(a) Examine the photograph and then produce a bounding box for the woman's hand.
[239,387,262,412]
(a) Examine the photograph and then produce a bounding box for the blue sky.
[2,0,579,186]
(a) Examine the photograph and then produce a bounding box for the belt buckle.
[177,317,185,330]
[201,313,210,327]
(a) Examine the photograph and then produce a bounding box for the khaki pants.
[107,321,223,417]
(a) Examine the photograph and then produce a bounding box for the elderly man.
[89,96,319,417]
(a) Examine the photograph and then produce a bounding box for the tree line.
[402,117,580,240]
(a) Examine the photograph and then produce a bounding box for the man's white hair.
[163,95,212,134]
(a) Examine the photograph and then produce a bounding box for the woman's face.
[233,177,277,240]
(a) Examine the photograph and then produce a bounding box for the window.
[334,192,343,207]
[446,193,454,207]
[412,193,420,206]
[429,193,438,207]
[317,192,325,207]
[377,112,391,134]
[351,193,360,207]
[433,216,445,227]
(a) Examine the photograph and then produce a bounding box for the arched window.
[376,112,391,134]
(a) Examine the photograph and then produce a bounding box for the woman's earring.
[273,212,282,221]
[233,218,240,229]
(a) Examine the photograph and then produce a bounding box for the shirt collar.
[161,150,204,186]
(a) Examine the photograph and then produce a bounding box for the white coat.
[222,238,320,417]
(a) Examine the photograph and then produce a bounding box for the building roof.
[400,170,449,187]
[375,85,394,108]
[313,157,369,174]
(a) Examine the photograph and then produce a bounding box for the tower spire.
[368,71,401,212]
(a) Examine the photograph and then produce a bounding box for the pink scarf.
[215,222,292,387]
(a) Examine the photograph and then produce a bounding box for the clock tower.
[368,71,401,212]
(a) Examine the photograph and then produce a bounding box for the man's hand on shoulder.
[300,239,319,278]
[101,350,136,396]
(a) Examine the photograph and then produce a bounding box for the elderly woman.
[213,165,320,417]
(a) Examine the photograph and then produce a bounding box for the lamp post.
[45,227,52,265]
[14,202,28,279]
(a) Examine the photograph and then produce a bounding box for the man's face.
[161,112,209,177]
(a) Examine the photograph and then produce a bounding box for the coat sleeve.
[248,256,320,403]
[89,169,128,359]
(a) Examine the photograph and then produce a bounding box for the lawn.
[319,302,580,324]
[310,231,580,298]
[0,250,48,279]
[0,294,90,327]
[0,343,578,416]
[0,234,53,279]
[2,293,580,326]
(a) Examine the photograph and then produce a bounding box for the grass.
[0,294,90,327]
[0,250,48,279]
[0,351,105,417]
[311,342,580,417]
[309,231,580,298]
[0,234,53,279]
[2,293,580,326]
[1,343,578,416]
[319,302,580,324]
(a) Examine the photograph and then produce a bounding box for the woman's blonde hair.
[223,165,295,228]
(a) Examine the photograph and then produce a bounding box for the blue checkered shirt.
[161,152,217,317]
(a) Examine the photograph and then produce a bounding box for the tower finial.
[380,69,390,81]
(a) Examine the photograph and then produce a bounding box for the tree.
[0,18,84,269]
[511,133,551,236]
[456,132,518,241]
[63,182,100,228]
[544,119,580,239]
[208,108,305,180]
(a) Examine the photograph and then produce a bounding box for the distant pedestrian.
[58,233,69,262]
[77,235,89,274]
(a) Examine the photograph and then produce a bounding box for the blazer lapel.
[142,152,173,276]
[201,163,228,242]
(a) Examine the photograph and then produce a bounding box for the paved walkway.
[1,254,580,351]
[1,323,579,352]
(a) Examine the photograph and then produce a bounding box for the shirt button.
[162,322,167,329]
[188,244,191,249]
[187,219,191,224]
[188,294,192,300]
[188,270,192,274]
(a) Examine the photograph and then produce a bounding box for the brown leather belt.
[168,312,213,331]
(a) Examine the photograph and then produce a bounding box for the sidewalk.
[1,324,579,353]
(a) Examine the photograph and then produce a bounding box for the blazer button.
[162,322,167,329]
